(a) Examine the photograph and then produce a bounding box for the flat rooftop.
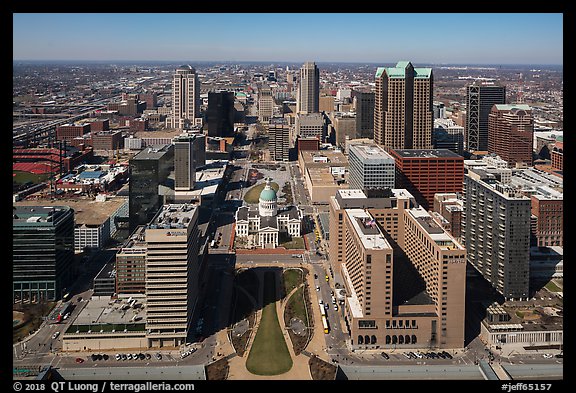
[349,143,394,161]
[393,149,462,159]
[300,150,349,166]
[149,203,197,228]
[132,144,172,160]
[346,209,391,251]
[74,296,146,326]
[14,197,127,227]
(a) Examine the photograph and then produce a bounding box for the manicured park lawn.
[246,271,292,375]
[244,182,279,204]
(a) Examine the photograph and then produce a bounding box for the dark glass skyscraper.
[206,91,235,137]
[13,205,75,302]
[129,144,174,233]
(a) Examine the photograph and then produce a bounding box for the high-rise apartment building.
[268,117,290,161]
[354,91,375,139]
[13,205,75,303]
[348,142,395,191]
[146,204,200,347]
[390,149,464,210]
[488,104,534,167]
[297,62,320,114]
[206,91,235,137]
[170,65,200,129]
[129,144,174,233]
[466,82,506,152]
[463,167,531,300]
[258,86,274,124]
[374,61,433,150]
[329,189,466,349]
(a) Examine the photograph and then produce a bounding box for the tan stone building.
[329,189,466,349]
[374,61,433,150]
[298,150,348,204]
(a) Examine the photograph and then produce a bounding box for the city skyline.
[13,13,563,65]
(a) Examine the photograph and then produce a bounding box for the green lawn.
[279,236,305,250]
[244,182,279,204]
[283,269,303,296]
[545,281,561,292]
[246,271,293,375]
[286,287,307,324]
[13,171,51,185]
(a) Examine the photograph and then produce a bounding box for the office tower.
[268,117,290,161]
[433,118,464,156]
[296,136,320,152]
[56,123,90,142]
[433,101,446,119]
[463,167,531,300]
[329,189,466,349]
[206,91,235,137]
[146,204,200,347]
[128,144,174,233]
[297,62,320,114]
[333,113,357,149]
[390,149,464,210]
[258,86,274,124]
[354,91,375,138]
[296,113,325,140]
[531,194,563,247]
[550,138,563,171]
[488,104,534,167]
[13,205,74,303]
[466,82,506,152]
[139,92,158,110]
[348,142,395,191]
[319,96,335,112]
[374,61,433,150]
[173,135,196,191]
[171,65,200,129]
[115,225,147,295]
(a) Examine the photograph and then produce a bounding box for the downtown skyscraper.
[374,61,433,151]
[170,65,200,129]
[297,62,320,114]
[465,81,506,152]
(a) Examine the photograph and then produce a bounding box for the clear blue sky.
[13,13,563,65]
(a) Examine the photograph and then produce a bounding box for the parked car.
[52,332,60,339]
[543,353,553,359]
[115,354,121,361]
[381,352,389,360]
[155,353,162,360]
[75,357,84,363]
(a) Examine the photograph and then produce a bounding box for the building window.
[386,335,391,344]
[398,335,404,344]
[358,335,364,345]
[412,335,417,344]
